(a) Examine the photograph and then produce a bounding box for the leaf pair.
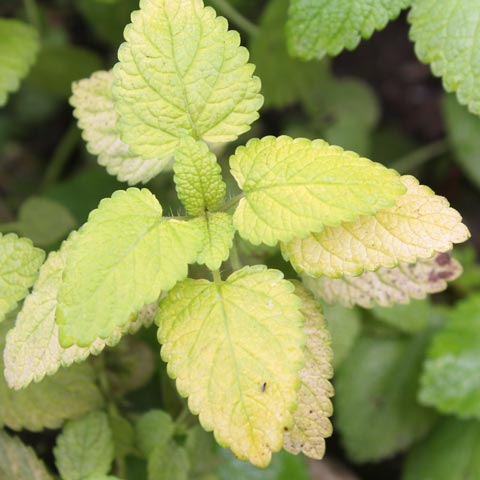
[71,0,263,185]
[280,175,469,308]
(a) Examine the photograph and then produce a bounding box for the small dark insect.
[261,382,267,393]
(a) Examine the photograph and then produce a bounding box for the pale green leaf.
[335,334,436,462]
[419,295,480,418]
[193,212,235,270]
[136,410,175,458]
[0,431,53,480]
[283,285,333,460]
[287,0,411,60]
[71,70,171,185]
[54,411,114,480]
[0,19,39,106]
[113,0,263,158]
[409,0,480,115]
[0,316,103,431]
[157,266,305,467]
[148,442,189,480]
[249,0,329,108]
[17,196,76,247]
[403,418,480,480]
[321,303,361,369]
[231,136,406,246]
[174,138,226,216]
[304,253,463,308]
[4,236,157,390]
[26,43,102,98]
[0,233,45,322]
[442,94,480,187]
[283,176,470,277]
[57,188,202,347]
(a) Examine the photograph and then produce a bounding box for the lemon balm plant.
[0,0,475,477]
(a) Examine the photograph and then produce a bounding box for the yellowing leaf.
[0,431,53,480]
[174,138,226,216]
[0,19,39,106]
[192,212,235,270]
[283,176,470,277]
[304,253,463,308]
[409,0,480,115]
[71,70,170,184]
[0,317,104,431]
[113,0,263,159]
[57,188,202,347]
[4,236,155,390]
[230,136,406,246]
[157,266,305,467]
[283,285,333,460]
[0,233,45,322]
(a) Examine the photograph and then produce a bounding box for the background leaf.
[0,18,39,106]
[409,0,480,115]
[0,430,53,480]
[335,333,437,462]
[54,411,115,480]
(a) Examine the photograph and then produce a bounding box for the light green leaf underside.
[250,0,329,108]
[192,212,235,270]
[283,175,470,277]
[113,0,263,159]
[54,411,114,480]
[0,431,53,480]
[174,138,226,215]
[283,285,333,460]
[442,94,480,188]
[231,136,405,246]
[419,295,480,419]
[0,19,39,106]
[287,0,412,60]
[335,334,436,463]
[136,410,175,458]
[321,303,361,369]
[57,188,202,347]
[157,266,305,467]
[0,316,103,431]
[17,197,76,248]
[409,0,480,115]
[0,233,45,323]
[148,442,190,480]
[304,253,463,308]
[403,418,480,480]
[71,70,170,185]
[4,236,156,390]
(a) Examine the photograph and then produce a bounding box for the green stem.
[390,140,449,174]
[217,192,244,212]
[209,0,259,36]
[212,269,222,284]
[42,124,80,189]
[229,242,242,271]
[23,0,41,31]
